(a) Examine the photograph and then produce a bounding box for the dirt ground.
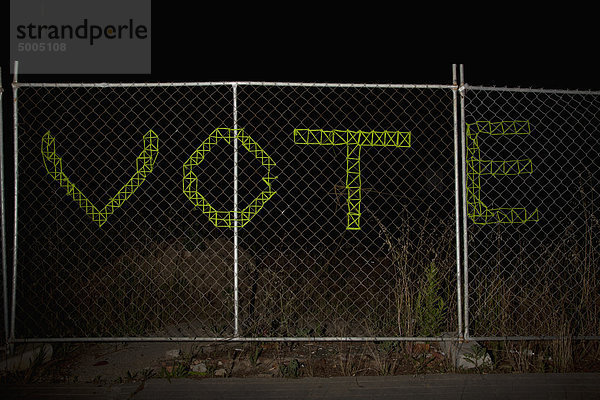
[1,340,445,384]
[2,338,600,385]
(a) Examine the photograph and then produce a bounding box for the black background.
[4,3,600,88]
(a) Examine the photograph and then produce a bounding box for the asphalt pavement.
[2,373,600,399]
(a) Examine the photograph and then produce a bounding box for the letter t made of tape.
[294,129,411,230]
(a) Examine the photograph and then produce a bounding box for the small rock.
[165,349,181,358]
[437,335,492,370]
[214,368,227,377]
[191,363,207,373]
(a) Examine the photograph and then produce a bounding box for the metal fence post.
[9,61,19,352]
[459,64,470,340]
[0,66,8,348]
[232,82,240,337]
[452,64,463,340]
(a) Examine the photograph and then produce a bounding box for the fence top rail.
[12,81,457,90]
[463,83,600,96]
[14,81,600,95]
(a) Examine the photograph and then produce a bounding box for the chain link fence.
[3,68,599,344]
[462,86,600,339]
[9,81,459,341]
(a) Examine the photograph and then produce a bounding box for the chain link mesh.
[10,80,600,342]
[13,83,458,339]
[463,87,600,338]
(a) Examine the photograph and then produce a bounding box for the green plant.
[160,362,190,382]
[20,345,49,383]
[0,345,52,384]
[248,343,264,367]
[463,343,491,372]
[410,351,438,374]
[415,262,446,337]
[279,359,301,378]
[140,368,156,381]
[115,368,156,384]
[369,341,399,375]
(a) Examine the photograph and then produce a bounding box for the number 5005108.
[17,42,67,52]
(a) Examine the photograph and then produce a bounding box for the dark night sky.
[147,8,600,90]
[3,3,600,89]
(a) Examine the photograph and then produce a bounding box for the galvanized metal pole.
[0,67,8,348]
[9,61,19,351]
[232,83,240,337]
[459,64,470,340]
[452,64,463,339]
